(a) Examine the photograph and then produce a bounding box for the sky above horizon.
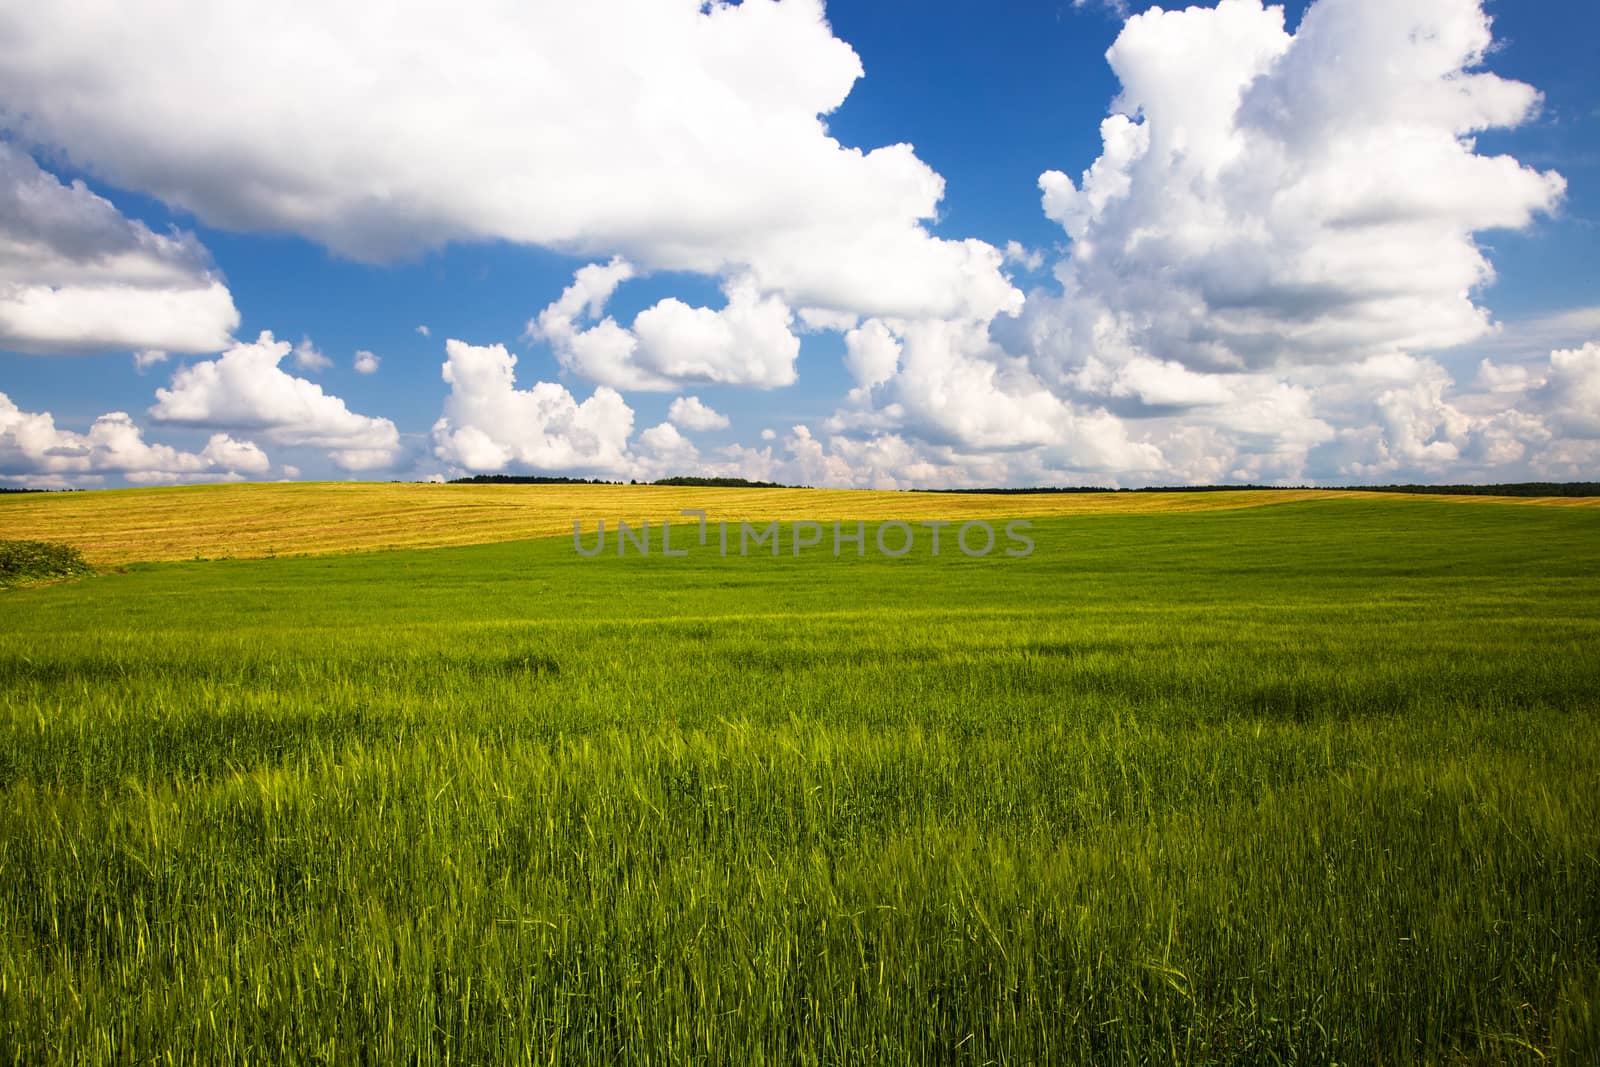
[2,0,1598,490]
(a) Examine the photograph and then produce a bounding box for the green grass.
[2,498,1598,1063]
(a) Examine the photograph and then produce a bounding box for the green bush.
[0,539,93,588]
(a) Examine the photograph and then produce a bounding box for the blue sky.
[2,0,1597,489]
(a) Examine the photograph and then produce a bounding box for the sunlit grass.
[1,498,1597,1063]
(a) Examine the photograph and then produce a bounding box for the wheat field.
[2,481,1594,564]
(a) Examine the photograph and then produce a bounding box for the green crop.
[1,498,1596,1064]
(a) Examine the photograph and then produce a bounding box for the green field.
[2,494,1598,1063]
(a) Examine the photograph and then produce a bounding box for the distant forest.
[447,474,796,488]
[443,475,1599,496]
[447,474,624,486]
[1339,483,1600,497]
[652,476,795,488]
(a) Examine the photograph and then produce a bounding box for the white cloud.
[1537,342,1600,440]
[133,349,169,372]
[0,144,239,355]
[1003,240,1045,272]
[1035,0,1563,374]
[0,0,1018,323]
[801,0,1571,489]
[431,339,635,474]
[709,424,1151,491]
[667,396,730,432]
[415,324,431,338]
[796,307,860,333]
[1374,364,1473,470]
[353,349,380,374]
[526,257,651,386]
[779,0,1568,490]
[1495,307,1600,353]
[292,336,331,372]
[1072,0,1130,17]
[7,0,1586,491]
[833,313,1167,475]
[884,318,1072,450]
[1063,349,1242,415]
[1,391,267,484]
[843,319,901,394]
[637,422,700,474]
[531,260,801,391]
[149,331,401,470]
[197,433,272,475]
[1266,349,1597,483]
[632,280,800,388]
[1475,359,1538,394]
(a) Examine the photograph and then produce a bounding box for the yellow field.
[1,481,1594,564]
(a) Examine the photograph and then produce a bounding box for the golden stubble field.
[2,481,1594,564]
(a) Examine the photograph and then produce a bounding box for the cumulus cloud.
[1072,0,1131,17]
[353,349,380,374]
[796,307,860,334]
[843,319,901,395]
[1487,307,1600,356]
[667,396,730,432]
[1535,343,1600,440]
[637,422,700,474]
[830,312,1169,478]
[415,325,431,338]
[195,432,273,475]
[1243,348,1599,483]
[1071,355,1236,413]
[0,0,1018,323]
[149,332,401,470]
[8,0,1586,490]
[1034,0,1564,376]
[530,259,801,391]
[746,0,1575,490]
[1002,241,1045,272]
[800,0,1573,487]
[431,339,634,474]
[1372,363,1473,470]
[883,318,1077,451]
[291,336,331,372]
[1,391,267,485]
[0,144,238,355]
[704,423,1153,491]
